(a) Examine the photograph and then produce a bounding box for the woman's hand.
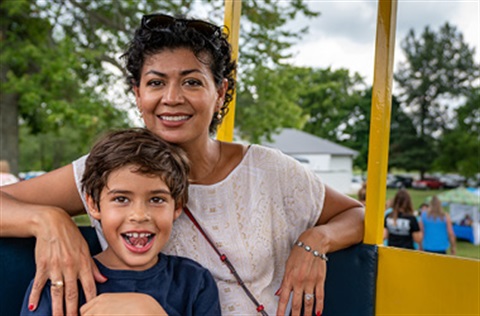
[276,228,326,316]
[80,293,167,315]
[276,185,364,316]
[28,207,106,316]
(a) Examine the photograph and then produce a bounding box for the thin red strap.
[183,206,268,316]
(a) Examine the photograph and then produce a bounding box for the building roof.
[262,128,358,156]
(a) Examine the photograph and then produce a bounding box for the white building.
[262,128,358,194]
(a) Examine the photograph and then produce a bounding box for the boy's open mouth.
[122,232,155,248]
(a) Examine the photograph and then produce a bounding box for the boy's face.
[87,165,181,271]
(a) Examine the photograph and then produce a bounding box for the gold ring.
[51,280,64,288]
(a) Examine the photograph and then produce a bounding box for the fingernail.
[275,288,282,296]
[28,304,35,311]
[316,312,321,316]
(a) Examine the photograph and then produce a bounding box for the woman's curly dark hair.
[121,14,237,135]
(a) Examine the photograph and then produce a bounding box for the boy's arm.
[193,270,222,315]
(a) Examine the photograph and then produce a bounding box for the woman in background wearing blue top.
[421,196,456,255]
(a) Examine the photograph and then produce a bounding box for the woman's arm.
[276,185,364,316]
[445,213,457,255]
[413,231,423,249]
[0,164,104,316]
[417,219,424,251]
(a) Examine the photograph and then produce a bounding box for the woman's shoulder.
[245,144,302,166]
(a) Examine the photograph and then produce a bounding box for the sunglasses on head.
[142,14,221,38]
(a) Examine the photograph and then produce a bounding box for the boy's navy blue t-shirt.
[20,253,221,316]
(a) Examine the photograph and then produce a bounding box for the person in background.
[384,189,423,250]
[421,196,456,255]
[20,128,221,315]
[357,183,367,206]
[0,160,19,186]
[460,214,473,226]
[0,13,364,316]
[418,202,429,216]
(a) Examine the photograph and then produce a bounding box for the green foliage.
[339,88,372,171]
[434,89,480,178]
[236,65,310,143]
[394,23,479,177]
[299,68,366,141]
[1,0,317,171]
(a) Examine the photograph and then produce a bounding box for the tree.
[1,0,318,172]
[236,65,310,143]
[338,88,372,172]
[388,96,433,172]
[1,0,129,172]
[240,65,371,168]
[394,22,479,178]
[254,66,368,143]
[434,88,480,178]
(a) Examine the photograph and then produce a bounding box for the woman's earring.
[216,112,222,120]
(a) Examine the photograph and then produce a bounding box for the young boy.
[21,128,221,315]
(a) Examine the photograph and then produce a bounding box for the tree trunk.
[0,4,19,175]
[0,90,19,175]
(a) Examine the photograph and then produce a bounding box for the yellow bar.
[364,0,398,245]
[216,0,242,142]
[376,247,480,314]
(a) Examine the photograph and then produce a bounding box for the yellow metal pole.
[364,0,398,245]
[216,0,242,142]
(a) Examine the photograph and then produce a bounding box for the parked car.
[386,174,413,188]
[412,177,444,190]
[438,175,461,189]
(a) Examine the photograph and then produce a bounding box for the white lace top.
[73,144,325,315]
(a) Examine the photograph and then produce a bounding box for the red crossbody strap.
[183,206,268,316]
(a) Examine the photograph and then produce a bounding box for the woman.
[0,14,364,316]
[421,196,456,255]
[0,160,19,186]
[384,189,422,250]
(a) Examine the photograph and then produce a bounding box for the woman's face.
[133,48,227,145]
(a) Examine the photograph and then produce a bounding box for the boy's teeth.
[125,232,152,237]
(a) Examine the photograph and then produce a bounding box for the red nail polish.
[316,312,321,316]
[28,304,35,311]
[275,288,282,296]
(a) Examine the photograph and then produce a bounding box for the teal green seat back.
[1,229,377,316]
[0,227,102,316]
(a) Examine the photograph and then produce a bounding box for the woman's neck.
[183,138,223,185]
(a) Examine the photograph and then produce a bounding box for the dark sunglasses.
[142,14,221,38]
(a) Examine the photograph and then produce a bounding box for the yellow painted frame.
[216,0,242,142]
[368,1,479,315]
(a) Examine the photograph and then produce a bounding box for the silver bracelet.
[294,240,328,261]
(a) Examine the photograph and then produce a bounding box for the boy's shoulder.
[162,253,211,273]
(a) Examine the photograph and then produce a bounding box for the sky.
[285,0,480,86]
